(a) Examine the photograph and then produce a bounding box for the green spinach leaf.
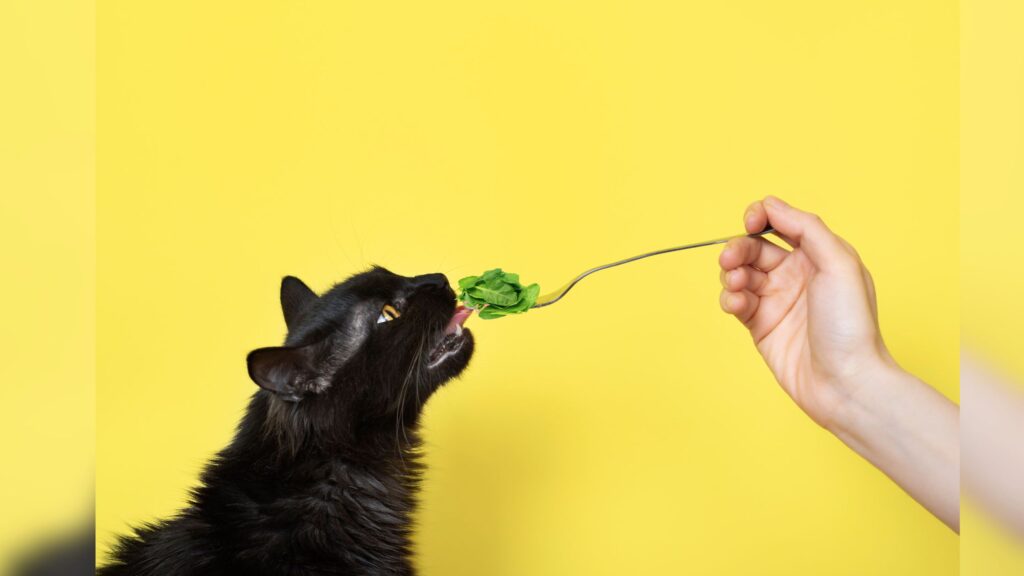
[457,268,539,319]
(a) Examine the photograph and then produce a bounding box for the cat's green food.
[457,269,540,319]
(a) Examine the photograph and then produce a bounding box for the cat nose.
[410,273,450,292]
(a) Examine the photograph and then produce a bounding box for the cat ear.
[246,345,321,402]
[280,276,318,330]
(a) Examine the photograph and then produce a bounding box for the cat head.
[246,267,474,438]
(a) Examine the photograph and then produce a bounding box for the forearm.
[961,351,1024,536]
[827,362,960,532]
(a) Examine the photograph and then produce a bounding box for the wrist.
[822,352,908,438]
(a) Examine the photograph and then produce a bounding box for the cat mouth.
[427,305,473,369]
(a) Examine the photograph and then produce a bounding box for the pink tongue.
[444,306,473,334]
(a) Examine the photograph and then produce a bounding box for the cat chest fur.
[226,459,418,572]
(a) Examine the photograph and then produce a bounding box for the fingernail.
[744,207,757,227]
[764,196,787,208]
[727,293,740,312]
[726,270,737,287]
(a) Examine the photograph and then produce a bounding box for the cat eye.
[377,304,400,324]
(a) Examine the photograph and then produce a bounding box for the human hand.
[718,196,892,430]
[718,196,959,531]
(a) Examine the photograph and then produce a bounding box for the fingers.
[720,265,769,294]
[761,196,851,272]
[719,289,759,324]
[719,236,788,272]
[743,201,769,234]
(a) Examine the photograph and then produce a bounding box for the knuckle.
[752,270,767,289]
[836,257,862,276]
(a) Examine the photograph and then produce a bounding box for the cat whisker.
[394,330,429,465]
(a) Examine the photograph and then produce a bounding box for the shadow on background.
[9,521,95,576]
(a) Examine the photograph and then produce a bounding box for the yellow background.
[0,0,95,570]
[96,1,958,574]
[961,0,1024,574]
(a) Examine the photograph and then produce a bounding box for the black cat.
[100,268,475,575]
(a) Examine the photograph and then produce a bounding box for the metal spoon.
[531,227,775,309]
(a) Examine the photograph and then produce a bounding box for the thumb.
[762,196,849,271]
